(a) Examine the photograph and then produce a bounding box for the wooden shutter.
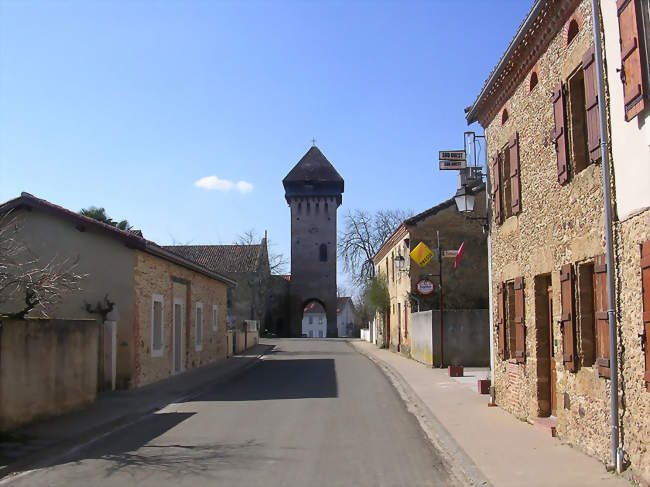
[641,241,650,391]
[509,133,522,215]
[593,255,610,378]
[552,85,569,184]
[617,0,647,121]
[491,155,503,225]
[496,282,506,358]
[582,47,602,164]
[514,277,526,363]
[560,264,576,372]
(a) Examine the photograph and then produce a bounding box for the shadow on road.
[197,358,338,401]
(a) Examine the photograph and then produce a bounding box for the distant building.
[336,297,355,337]
[301,301,326,338]
[164,241,270,331]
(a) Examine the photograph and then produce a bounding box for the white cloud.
[194,176,253,194]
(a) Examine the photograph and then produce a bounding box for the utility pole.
[437,230,444,368]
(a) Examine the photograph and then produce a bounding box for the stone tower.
[283,146,344,337]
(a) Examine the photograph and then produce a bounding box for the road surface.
[4,339,454,486]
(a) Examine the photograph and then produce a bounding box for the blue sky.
[0,0,531,285]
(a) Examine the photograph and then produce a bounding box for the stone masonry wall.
[485,0,615,463]
[616,208,650,482]
[133,250,228,388]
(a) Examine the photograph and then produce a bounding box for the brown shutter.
[560,264,576,372]
[593,255,611,378]
[514,277,526,363]
[496,282,506,358]
[491,155,503,225]
[582,47,602,164]
[641,241,650,391]
[552,85,569,184]
[617,0,647,121]
[509,133,522,215]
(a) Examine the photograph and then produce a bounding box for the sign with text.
[439,150,467,170]
[410,242,437,267]
[416,279,435,295]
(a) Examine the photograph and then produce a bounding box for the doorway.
[173,298,184,373]
[535,275,556,416]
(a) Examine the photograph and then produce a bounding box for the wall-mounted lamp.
[394,254,408,275]
[454,184,476,214]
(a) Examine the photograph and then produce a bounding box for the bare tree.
[0,214,86,319]
[235,229,288,275]
[338,208,412,286]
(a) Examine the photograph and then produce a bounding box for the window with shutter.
[514,277,526,363]
[509,133,522,215]
[582,47,602,164]
[617,0,647,121]
[593,255,610,378]
[560,264,577,372]
[641,241,650,391]
[497,282,506,358]
[553,85,569,184]
[491,155,503,225]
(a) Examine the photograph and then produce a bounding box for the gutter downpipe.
[484,141,494,385]
[590,0,622,472]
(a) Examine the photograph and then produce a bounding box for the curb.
[350,342,493,487]
[0,347,270,484]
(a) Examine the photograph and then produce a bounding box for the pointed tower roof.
[283,146,343,184]
[283,146,344,205]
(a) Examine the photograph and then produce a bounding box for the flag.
[454,241,465,269]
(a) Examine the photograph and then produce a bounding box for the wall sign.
[416,279,435,295]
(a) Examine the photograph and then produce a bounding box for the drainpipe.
[590,0,622,472]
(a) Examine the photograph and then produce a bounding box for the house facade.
[466,0,650,480]
[336,297,355,337]
[301,301,326,338]
[0,193,235,390]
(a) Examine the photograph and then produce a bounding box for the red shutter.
[641,241,650,391]
[496,282,506,358]
[552,85,569,184]
[560,264,576,372]
[593,255,611,378]
[514,276,526,363]
[617,0,647,121]
[492,155,503,225]
[582,47,602,164]
[509,133,522,215]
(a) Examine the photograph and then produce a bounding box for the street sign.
[443,250,459,258]
[416,279,435,295]
[439,159,467,170]
[410,242,438,267]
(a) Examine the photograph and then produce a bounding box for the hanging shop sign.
[416,279,435,295]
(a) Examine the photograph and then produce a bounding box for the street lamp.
[394,254,408,274]
[454,184,476,214]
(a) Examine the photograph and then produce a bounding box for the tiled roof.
[0,193,236,286]
[336,297,354,313]
[283,146,344,183]
[163,244,265,274]
[304,301,325,313]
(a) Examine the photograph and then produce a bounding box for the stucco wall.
[5,208,136,388]
[410,311,433,365]
[0,318,98,431]
[133,250,228,388]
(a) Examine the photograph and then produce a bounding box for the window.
[492,133,521,224]
[318,330,323,338]
[501,108,509,125]
[616,0,648,121]
[501,149,513,220]
[318,316,323,324]
[308,330,313,338]
[195,302,203,351]
[212,304,218,331]
[566,18,579,45]
[319,244,327,262]
[529,70,539,92]
[567,69,589,174]
[151,294,164,357]
[309,316,313,324]
[496,278,525,362]
[576,263,596,368]
[391,251,395,281]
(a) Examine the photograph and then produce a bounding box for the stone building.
[465,0,650,480]
[372,187,489,363]
[0,193,235,390]
[164,240,270,331]
[283,146,344,337]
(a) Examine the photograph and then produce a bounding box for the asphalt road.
[4,339,453,487]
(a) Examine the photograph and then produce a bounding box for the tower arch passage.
[301,299,327,338]
[283,146,344,337]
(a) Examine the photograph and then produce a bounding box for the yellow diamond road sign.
[410,242,435,267]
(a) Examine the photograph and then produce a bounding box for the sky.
[0,0,532,289]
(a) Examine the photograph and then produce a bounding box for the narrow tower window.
[319,244,327,262]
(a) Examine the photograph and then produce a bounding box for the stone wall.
[0,318,99,431]
[133,250,228,388]
[484,0,616,461]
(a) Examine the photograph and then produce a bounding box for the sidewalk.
[0,343,272,480]
[351,341,631,487]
